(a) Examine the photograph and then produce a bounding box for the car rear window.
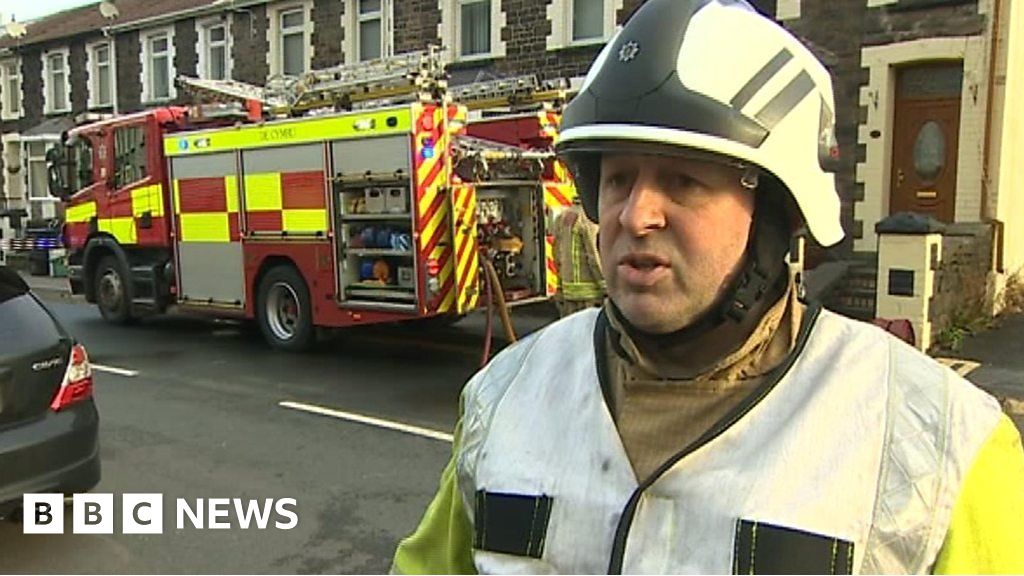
[0,266,30,304]
[0,293,65,357]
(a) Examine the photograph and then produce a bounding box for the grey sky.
[1,0,97,23]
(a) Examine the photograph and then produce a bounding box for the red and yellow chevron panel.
[451,184,479,314]
[539,110,561,142]
[413,103,456,313]
[446,104,468,136]
[546,235,558,297]
[543,159,577,297]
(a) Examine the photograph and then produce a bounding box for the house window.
[150,35,171,99]
[572,0,604,41]
[89,43,114,108]
[1,60,21,119]
[114,126,147,189]
[280,8,307,76]
[204,23,229,79]
[2,136,24,202]
[27,142,52,200]
[546,0,620,50]
[358,0,383,61]
[44,51,70,113]
[140,27,176,102]
[459,0,491,57]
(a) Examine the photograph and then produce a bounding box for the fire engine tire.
[257,265,314,352]
[94,255,135,324]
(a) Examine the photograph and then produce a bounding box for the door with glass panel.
[889,63,962,223]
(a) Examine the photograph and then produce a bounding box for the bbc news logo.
[23,494,298,534]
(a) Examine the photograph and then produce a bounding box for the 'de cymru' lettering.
[259,127,297,142]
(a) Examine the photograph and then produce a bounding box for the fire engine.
[48,49,576,351]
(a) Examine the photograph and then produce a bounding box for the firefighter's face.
[598,153,754,334]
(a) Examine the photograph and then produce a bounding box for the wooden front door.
[889,63,963,223]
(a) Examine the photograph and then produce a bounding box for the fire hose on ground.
[480,255,517,368]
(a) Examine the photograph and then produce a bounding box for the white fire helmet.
[557,0,844,247]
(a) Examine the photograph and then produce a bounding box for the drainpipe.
[980,0,1004,271]
[980,0,1002,222]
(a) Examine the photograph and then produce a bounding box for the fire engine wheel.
[95,255,135,324]
[257,266,314,352]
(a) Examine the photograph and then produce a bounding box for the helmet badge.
[618,41,640,63]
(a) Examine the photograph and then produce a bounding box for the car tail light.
[50,344,94,412]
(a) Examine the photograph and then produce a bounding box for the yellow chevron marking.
[98,217,137,244]
[546,237,558,296]
[131,185,164,217]
[421,201,449,249]
[66,201,97,223]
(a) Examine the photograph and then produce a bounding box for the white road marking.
[935,357,981,377]
[279,400,454,443]
[91,364,139,377]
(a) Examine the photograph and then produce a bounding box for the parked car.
[0,265,100,518]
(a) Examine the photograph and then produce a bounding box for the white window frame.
[140,26,177,103]
[267,2,314,77]
[438,0,506,62]
[86,40,116,109]
[0,58,22,120]
[345,0,393,62]
[197,16,234,80]
[2,133,24,205]
[42,48,72,114]
[546,0,623,51]
[24,137,60,208]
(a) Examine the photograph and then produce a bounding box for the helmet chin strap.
[611,185,792,350]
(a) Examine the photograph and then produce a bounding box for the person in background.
[552,196,604,316]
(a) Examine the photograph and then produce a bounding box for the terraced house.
[0,0,1020,338]
[0,0,783,225]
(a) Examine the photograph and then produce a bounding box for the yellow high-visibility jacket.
[552,205,604,301]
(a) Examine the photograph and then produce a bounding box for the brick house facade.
[2,0,1018,286]
[0,0,777,214]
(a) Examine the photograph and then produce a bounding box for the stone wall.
[231,4,270,85]
[930,222,995,340]
[115,31,142,113]
[312,0,344,68]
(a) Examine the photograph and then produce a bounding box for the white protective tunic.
[456,306,1002,574]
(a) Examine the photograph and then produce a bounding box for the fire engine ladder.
[286,47,447,112]
[448,75,568,112]
[176,76,290,115]
[178,47,449,116]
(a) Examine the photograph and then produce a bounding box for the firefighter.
[392,0,1024,573]
[552,196,604,316]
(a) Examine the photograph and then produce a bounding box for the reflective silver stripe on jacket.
[457,309,1002,574]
